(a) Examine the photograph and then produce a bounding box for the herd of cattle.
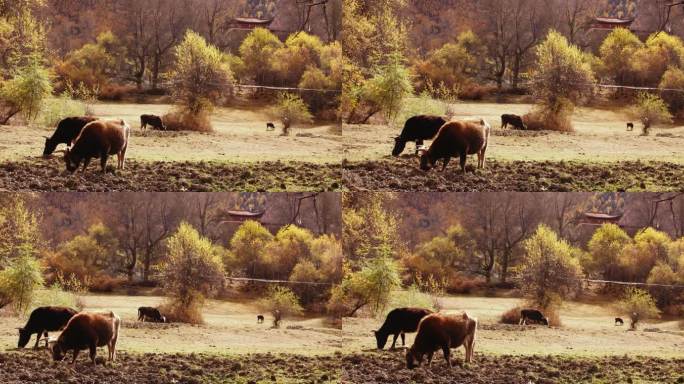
[14,305,273,365]
[41,114,166,174]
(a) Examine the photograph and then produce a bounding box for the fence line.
[580,278,684,289]
[234,84,341,93]
[224,276,333,286]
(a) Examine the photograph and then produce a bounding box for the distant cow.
[406,312,477,369]
[615,317,624,326]
[18,306,78,349]
[137,307,166,323]
[64,119,130,174]
[392,115,447,156]
[626,122,634,131]
[519,309,549,326]
[257,315,265,324]
[501,114,527,130]
[266,122,276,131]
[43,116,98,157]
[374,307,433,350]
[140,114,166,130]
[49,311,121,365]
[418,119,491,174]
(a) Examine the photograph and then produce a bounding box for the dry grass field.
[340,295,684,384]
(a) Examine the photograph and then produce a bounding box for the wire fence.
[224,276,333,286]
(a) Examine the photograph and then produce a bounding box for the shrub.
[162,109,213,133]
[520,225,583,310]
[32,283,85,312]
[458,83,496,101]
[239,28,283,85]
[530,30,595,132]
[500,306,521,324]
[230,220,274,277]
[170,31,234,117]
[161,222,224,324]
[158,292,204,324]
[629,92,673,134]
[387,285,436,316]
[363,51,413,125]
[99,83,137,101]
[0,60,53,124]
[0,254,44,315]
[396,93,448,129]
[257,286,304,327]
[659,67,684,117]
[38,94,88,128]
[269,92,313,134]
[446,274,486,294]
[598,28,643,87]
[89,274,125,293]
[523,100,575,132]
[616,288,660,329]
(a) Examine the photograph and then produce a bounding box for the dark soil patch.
[0,350,341,384]
[343,158,684,192]
[341,352,684,384]
[0,159,341,192]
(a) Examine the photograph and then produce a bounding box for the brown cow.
[406,312,477,369]
[418,119,490,174]
[64,120,130,174]
[49,311,121,365]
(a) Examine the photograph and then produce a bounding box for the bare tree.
[510,0,549,89]
[482,0,516,91]
[150,0,189,89]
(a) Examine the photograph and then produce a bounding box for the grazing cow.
[626,122,634,131]
[519,309,549,326]
[266,122,276,131]
[374,307,433,350]
[406,312,477,369]
[137,307,166,323]
[43,116,98,157]
[140,114,166,130]
[501,114,527,130]
[615,317,624,326]
[64,120,130,174]
[418,119,490,174]
[49,311,120,365]
[392,115,447,156]
[257,315,265,324]
[17,306,78,349]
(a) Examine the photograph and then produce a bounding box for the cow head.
[160,315,167,323]
[373,330,389,350]
[541,317,549,326]
[418,148,433,171]
[17,328,31,348]
[391,137,406,157]
[43,137,58,157]
[405,347,422,369]
[63,148,80,173]
[48,340,66,361]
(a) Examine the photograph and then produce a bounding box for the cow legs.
[400,332,405,346]
[390,333,399,349]
[100,153,108,173]
[81,158,91,173]
[33,330,43,349]
[426,351,434,367]
[441,157,450,172]
[71,349,80,365]
[442,345,451,368]
[459,154,467,174]
[89,342,97,365]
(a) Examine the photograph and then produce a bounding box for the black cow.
[626,122,634,131]
[140,114,166,130]
[392,115,447,156]
[18,306,78,349]
[519,309,549,326]
[257,314,265,324]
[374,307,433,350]
[43,116,98,157]
[501,114,527,130]
[266,122,276,131]
[615,317,624,326]
[137,307,166,323]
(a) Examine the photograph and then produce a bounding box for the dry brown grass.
[162,109,213,132]
[523,107,574,132]
[158,298,204,324]
[500,306,522,324]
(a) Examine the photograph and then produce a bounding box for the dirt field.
[0,102,342,191]
[342,102,684,192]
[1,294,341,355]
[343,157,684,192]
[340,295,684,383]
[0,351,341,384]
[0,158,341,191]
[0,103,342,163]
[344,102,684,163]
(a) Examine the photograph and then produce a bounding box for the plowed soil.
[342,157,684,192]
[0,159,341,192]
[340,352,684,384]
[0,350,341,384]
